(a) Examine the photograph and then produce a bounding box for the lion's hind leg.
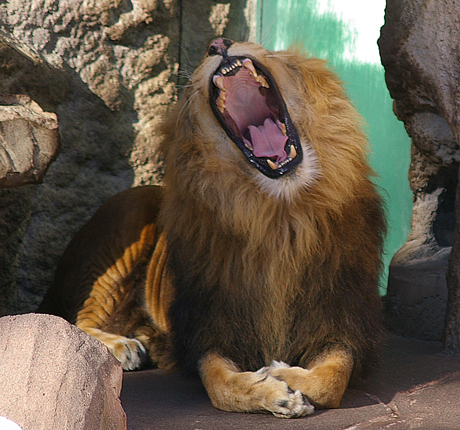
[78,325,147,371]
[199,353,314,418]
[77,276,173,371]
[40,186,171,371]
[71,215,162,370]
[75,265,152,371]
[75,229,173,371]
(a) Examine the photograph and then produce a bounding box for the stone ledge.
[386,248,450,341]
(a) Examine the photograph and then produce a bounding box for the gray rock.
[0,313,126,430]
[379,0,460,342]
[386,248,449,341]
[0,0,253,316]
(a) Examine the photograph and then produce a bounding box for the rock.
[0,0,254,316]
[379,0,460,342]
[386,248,449,341]
[0,30,69,316]
[0,313,126,430]
[0,94,60,188]
[0,29,70,110]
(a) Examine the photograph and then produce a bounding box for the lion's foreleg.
[198,352,314,418]
[267,349,354,409]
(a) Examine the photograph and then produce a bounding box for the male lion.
[39,38,385,418]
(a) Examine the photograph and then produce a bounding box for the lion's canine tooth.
[214,76,226,92]
[289,145,297,159]
[267,159,280,170]
[243,59,257,77]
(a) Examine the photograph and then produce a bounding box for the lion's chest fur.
[161,193,318,372]
[166,253,302,372]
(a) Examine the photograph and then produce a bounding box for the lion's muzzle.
[208,38,303,179]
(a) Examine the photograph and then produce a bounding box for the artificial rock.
[0,0,252,316]
[379,0,460,342]
[0,313,126,430]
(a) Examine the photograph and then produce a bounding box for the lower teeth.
[267,146,296,170]
[267,159,279,170]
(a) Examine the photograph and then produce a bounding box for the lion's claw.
[271,385,314,418]
[110,337,147,370]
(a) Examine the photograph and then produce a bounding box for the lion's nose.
[207,38,233,58]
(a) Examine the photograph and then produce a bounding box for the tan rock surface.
[0,95,60,188]
[0,313,126,430]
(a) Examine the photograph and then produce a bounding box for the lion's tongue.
[223,70,288,163]
[246,119,288,162]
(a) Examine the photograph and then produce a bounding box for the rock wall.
[0,0,254,315]
[379,0,460,342]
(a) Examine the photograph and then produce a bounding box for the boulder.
[0,313,126,430]
[379,0,460,343]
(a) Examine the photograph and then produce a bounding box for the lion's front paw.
[265,353,353,409]
[263,375,314,418]
[267,360,311,387]
[270,360,291,369]
[110,337,147,370]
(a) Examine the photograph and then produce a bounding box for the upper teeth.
[280,123,287,136]
[255,75,269,88]
[213,75,226,92]
[221,59,242,75]
[242,58,257,77]
[213,58,270,112]
[215,58,269,87]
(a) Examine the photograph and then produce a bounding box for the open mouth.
[210,56,303,179]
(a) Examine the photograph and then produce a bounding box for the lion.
[38,38,385,418]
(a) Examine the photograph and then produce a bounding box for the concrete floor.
[121,334,460,430]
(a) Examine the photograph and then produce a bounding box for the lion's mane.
[158,42,385,379]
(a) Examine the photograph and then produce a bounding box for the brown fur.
[39,40,385,417]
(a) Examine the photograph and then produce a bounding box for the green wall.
[257,0,413,293]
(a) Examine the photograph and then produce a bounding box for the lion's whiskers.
[177,69,193,82]
[176,88,200,126]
